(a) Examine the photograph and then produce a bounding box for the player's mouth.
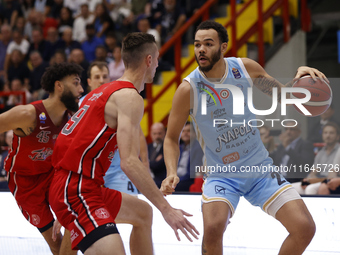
[199,56,208,64]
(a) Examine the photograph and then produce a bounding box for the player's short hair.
[41,63,84,93]
[87,61,109,78]
[122,32,156,69]
[323,121,340,135]
[196,20,229,44]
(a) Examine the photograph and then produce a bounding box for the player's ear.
[146,54,152,67]
[55,80,63,93]
[221,42,228,54]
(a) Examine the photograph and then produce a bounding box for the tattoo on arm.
[202,243,208,255]
[254,75,284,103]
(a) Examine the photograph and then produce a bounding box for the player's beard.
[196,47,221,73]
[60,88,79,112]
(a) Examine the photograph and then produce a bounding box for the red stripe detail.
[203,83,223,106]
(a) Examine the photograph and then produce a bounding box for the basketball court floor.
[1,193,340,254]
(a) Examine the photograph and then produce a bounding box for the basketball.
[290,75,332,117]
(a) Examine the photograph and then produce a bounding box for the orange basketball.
[290,75,332,117]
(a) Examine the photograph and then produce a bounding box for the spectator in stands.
[63,0,81,17]
[104,31,117,61]
[82,24,104,62]
[93,3,115,40]
[259,125,276,153]
[68,48,89,92]
[0,130,13,191]
[105,0,134,36]
[24,9,43,41]
[46,26,63,57]
[94,45,110,63]
[292,122,340,194]
[155,0,186,43]
[137,16,161,48]
[6,49,30,86]
[21,0,35,19]
[28,26,52,62]
[4,29,30,75]
[29,51,49,100]
[0,25,12,80]
[49,49,66,65]
[0,0,23,28]
[270,121,315,183]
[318,146,340,195]
[6,78,32,106]
[49,0,63,19]
[58,7,74,35]
[176,122,203,192]
[108,44,124,81]
[34,0,53,16]
[307,104,340,143]
[131,0,149,17]
[72,1,95,43]
[148,122,167,188]
[14,16,26,36]
[59,27,81,59]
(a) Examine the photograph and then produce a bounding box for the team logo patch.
[95,208,110,219]
[32,214,40,226]
[232,68,241,79]
[222,152,240,164]
[215,185,226,194]
[39,112,46,121]
[219,89,229,99]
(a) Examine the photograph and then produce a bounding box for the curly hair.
[196,20,229,44]
[122,32,156,69]
[41,63,84,93]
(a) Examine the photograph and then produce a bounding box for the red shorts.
[7,170,55,232]
[49,169,122,251]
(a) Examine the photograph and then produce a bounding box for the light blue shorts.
[202,171,292,216]
[104,165,138,195]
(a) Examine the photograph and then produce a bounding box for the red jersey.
[52,81,137,185]
[5,101,69,175]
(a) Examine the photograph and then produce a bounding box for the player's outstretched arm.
[161,81,191,195]
[111,89,199,241]
[0,104,35,134]
[241,58,328,102]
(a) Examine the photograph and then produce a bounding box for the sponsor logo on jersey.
[242,143,258,155]
[95,208,110,219]
[105,223,116,229]
[232,68,241,79]
[222,152,240,164]
[39,126,50,130]
[216,125,253,152]
[88,92,103,102]
[215,185,226,194]
[211,108,227,119]
[70,229,79,243]
[220,89,229,99]
[108,151,114,162]
[31,214,40,226]
[197,81,223,108]
[28,147,53,161]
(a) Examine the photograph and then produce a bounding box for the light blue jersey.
[104,149,138,195]
[185,57,293,215]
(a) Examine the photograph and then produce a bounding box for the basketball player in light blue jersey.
[80,61,148,195]
[161,20,328,255]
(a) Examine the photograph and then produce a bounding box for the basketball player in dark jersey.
[0,62,84,255]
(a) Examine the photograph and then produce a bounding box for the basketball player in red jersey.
[0,62,84,255]
[49,33,199,254]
